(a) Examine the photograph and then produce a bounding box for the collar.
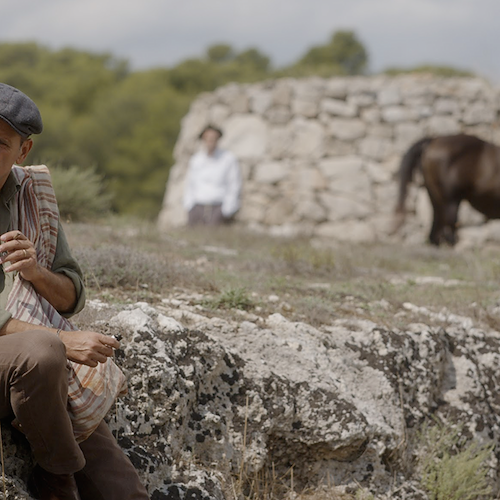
[0,171,21,206]
[202,147,223,159]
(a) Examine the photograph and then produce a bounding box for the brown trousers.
[0,330,149,500]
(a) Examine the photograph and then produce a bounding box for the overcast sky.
[3,0,500,83]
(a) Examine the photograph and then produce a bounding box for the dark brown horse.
[393,134,500,245]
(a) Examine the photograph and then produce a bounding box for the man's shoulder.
[23,164,50,175]
[190,150,206,164]
[13,165,58,210]
[12,164,51,183]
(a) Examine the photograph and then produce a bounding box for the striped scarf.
[7,165,127,443]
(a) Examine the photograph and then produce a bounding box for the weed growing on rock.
[417,421,493,500]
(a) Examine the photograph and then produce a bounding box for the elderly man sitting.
[0,83,149,499]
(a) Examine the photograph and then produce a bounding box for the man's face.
[0,119,32,187]
[201,129,221,155]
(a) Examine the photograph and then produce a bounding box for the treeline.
[0,31,471,218]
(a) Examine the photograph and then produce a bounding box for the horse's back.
[424,134,500,219]
[423,134,485,164]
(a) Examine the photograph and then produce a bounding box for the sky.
[3,0,500,83]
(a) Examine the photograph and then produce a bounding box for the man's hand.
[58,330,121,367]
[0,230,39,280]
[0,230,77,313]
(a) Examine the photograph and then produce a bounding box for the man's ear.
[16,138,33,164]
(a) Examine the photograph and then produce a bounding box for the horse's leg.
[423,151,457,245]
[428,204,445,245]
[442,200,460,246]
[425,186,446,245]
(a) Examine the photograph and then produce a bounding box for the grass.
[64,217,500,332]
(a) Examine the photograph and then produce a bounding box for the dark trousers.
[188,204,225,226]
[76,421,149,500]
[0,330,149,500]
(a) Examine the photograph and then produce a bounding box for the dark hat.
[0,83,43,138]
[199,124,223,139]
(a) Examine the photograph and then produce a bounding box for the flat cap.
[0,83,43,137]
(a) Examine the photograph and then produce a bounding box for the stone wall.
[158,75,500,245]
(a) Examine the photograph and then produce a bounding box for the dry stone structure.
[158,75,500,246]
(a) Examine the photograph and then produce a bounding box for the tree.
[234,48,270,72]
[206,44,235,63]
[167,58,220,94]
[283,29,368,77]
[76,69,191,216]
[168,44,272,95]
[0,43,128,113]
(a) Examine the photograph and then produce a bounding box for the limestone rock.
[220,114,268,159]
[249,87,273,115]
[426,115,461,135]
[434,97,460,115]
[320,98,358,118]
[359,137,393,161]
[5,294,500,498]
[288,118,325,159]
[292,99,319,118]
[463,101,497,125]
[326,118,366,141]
[319,192,372,220]
[377,87,402,106]
[253,160,290,185]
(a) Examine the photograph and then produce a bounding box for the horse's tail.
[390,137,433,233]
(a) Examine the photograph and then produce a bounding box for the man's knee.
[16,330,67,377]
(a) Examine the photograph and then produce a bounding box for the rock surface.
[158,75,500,248]
[3,290,500,499]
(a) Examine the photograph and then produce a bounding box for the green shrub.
[203,287,254,311]
[50,165,113,221]
[418,421,493,500]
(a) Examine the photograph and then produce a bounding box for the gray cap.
[0,83,43,138]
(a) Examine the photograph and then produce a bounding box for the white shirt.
[183,148,242,217]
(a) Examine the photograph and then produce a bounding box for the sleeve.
[221,154,242,217]
[183,157,197,212]
[50,222,86,317]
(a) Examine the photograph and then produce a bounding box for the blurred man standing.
[184,125,242,225]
